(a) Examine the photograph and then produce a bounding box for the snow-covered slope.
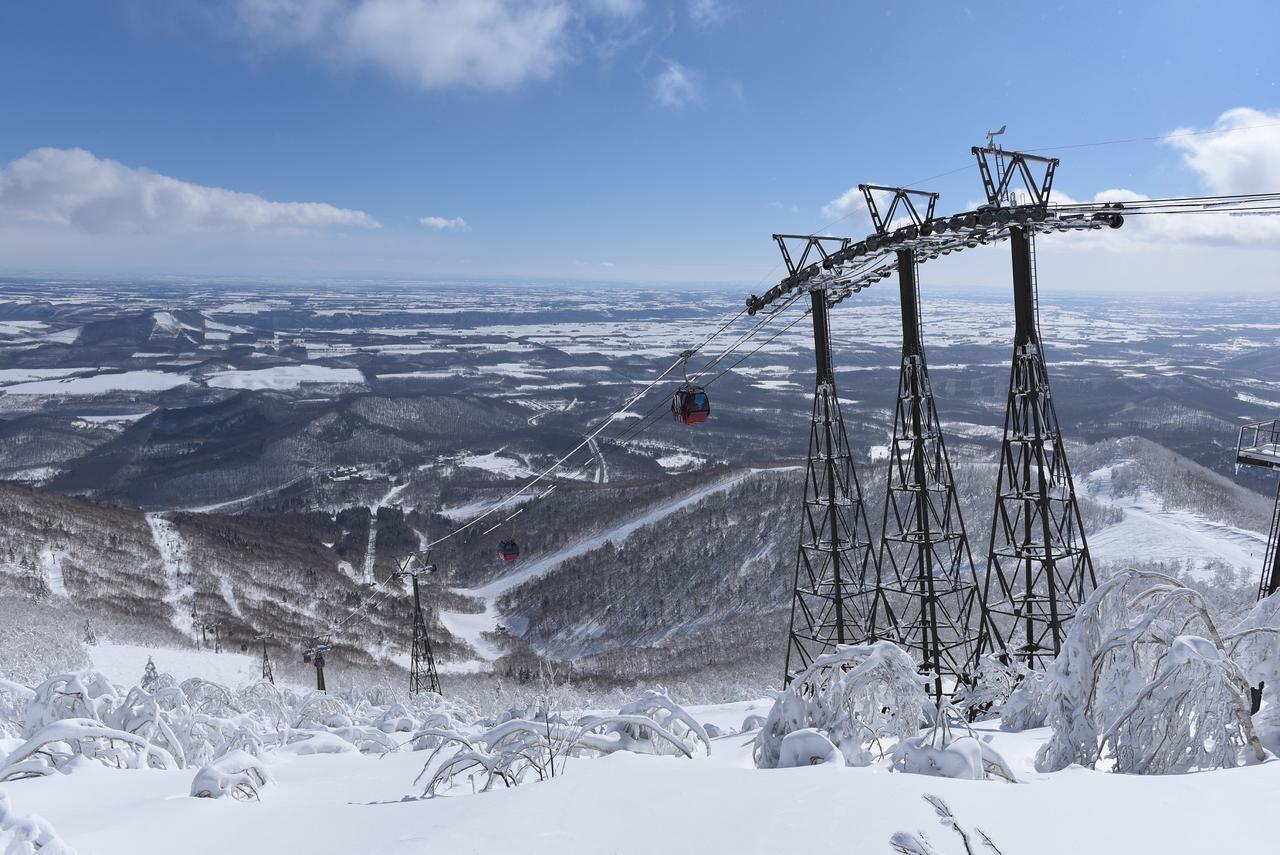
[2,703,1278,855]
[1082,458,1270,578]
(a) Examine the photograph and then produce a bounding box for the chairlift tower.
[973,146,1096,670]
[256,633,275,685]
[774,235,880,685]
[1236,420,1280,599]
[405,554,443,697]
[859,185,996,701]
[304,640,331,692]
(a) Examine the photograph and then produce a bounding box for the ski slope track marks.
[144,513,197,640]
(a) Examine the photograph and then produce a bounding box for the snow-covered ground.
[85,642,298,690]
[3,698,1278,855]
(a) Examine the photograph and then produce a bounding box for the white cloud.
[688,0,730,27]
[820,186,902,231]
[0,147,379,234]
[585,0,643,16]
[419,215,470,230]
[654,59,699,107]
[819,108,1280,246]
[230,0,579,91]
[820,186,867,222]
[1165,107,1280,195]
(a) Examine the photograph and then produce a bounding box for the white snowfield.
[205,365,364,390]
[87,642,284,690]
[2,370,190,396]
[2,701,1278,855]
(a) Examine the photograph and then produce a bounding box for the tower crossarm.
[858,184,939,235]
[747,202,1124,315]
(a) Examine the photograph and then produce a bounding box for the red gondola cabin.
[499,539,520,561]
[672,385,711,425]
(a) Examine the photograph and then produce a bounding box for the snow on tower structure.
[773,235,881,685]
[858,185,993,701]
[1236,419,1280,600]
[973,146,1096,670]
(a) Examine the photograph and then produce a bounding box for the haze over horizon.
[2,1,1280,291]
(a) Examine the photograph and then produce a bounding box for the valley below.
[0,278,1276,699]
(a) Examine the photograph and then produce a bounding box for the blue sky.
[2,1,1279,288]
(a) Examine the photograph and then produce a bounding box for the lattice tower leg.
[783,291,879,684]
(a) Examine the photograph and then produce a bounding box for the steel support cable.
[299,355,688,643]
[607,294,806,446]
[608,299,801,445]
[613,302,814,450]
[1050,193,1280,212]
[610,296,814,448]
[419,304,756,547]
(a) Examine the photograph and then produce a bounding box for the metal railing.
[1237,419,1280,469]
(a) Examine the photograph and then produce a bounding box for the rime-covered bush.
[419,688,706,796]
[891,710,1016,783]
[1,718,178,780]
[754,642,926,769]
[1032,569,1265,774]
[189,750,273,800]
[776,729,841,767]
[0,792,76,854]
[890,794,1003,855]
[956,654,1037,726]
[0,669,479,783]
[1222,592,1280,756]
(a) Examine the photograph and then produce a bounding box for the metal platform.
[1237,419,1280,470]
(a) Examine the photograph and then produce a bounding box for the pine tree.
[140,656,159,691]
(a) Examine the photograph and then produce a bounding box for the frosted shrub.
[419,688,706,796]
[891,708,1016,783]
[955,655,1037,726]
[777,729,841,767]
[0,679,34,740]
[1220,593,1280,755]
[0,719,178,780]
[1101,635,1260,773]
[189,749,273,801]
[1034,569,1265,773]
[22,672,117,734]
[0,792,76,855]
[754,642,926,769]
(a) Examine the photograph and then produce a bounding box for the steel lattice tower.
[857,185,994,700]
[257,634,274,685]
[776,236,880,685]
[973,148,1096,668]
[408,558,442,697]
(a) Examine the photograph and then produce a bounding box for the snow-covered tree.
[754,641,926,769]
[139,657,159,692]
[1026,569,1265,773]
